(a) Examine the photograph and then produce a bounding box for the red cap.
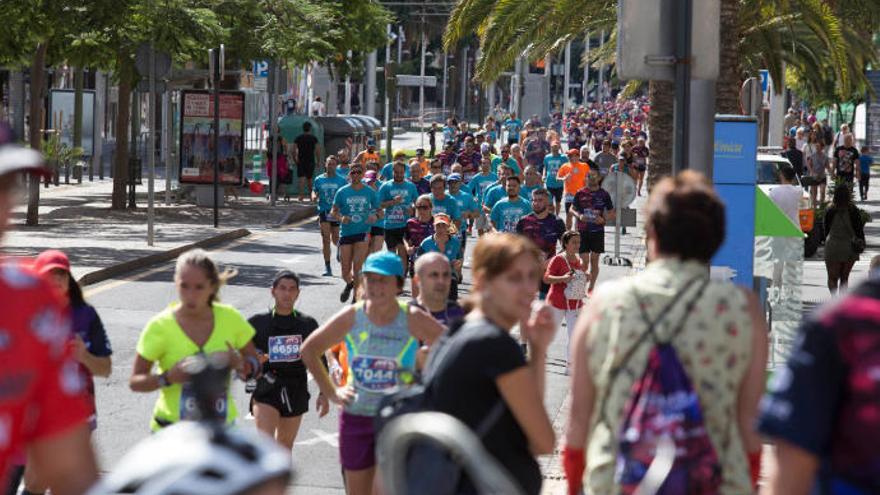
[567,149,580,157]
[33,249,71,275]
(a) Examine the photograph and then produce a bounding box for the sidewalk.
[2,179,316,285]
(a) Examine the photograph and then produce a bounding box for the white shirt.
[311,100,325,116]
[769,184,802,228]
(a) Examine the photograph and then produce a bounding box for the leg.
[565,308,579,362]
[298,177,307,201]
[840,260,856,291]
[275,415,305,451]
[588,252,601,291]
[396,244,409,279]
[253,402,281,444]
[825,260,841,294]
[819,182,826,205]
[369,235,384,254]
[340,244,354,285]
[343,468,376,495]
[351,241,370,300]
[809,185,817,207]
[320,222,333,265]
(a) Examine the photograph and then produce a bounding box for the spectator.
[781,136,805,180]
[769,166,802,227]
[823,185,865,294]
[858,146,873,201]
[563,171,768,495]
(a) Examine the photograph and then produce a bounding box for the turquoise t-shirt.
[469,173,498,204]
[449,190,478,217]
[491,156,519,176]
[378,180,419,229]
[483,184,508,210]
[490,196,531,233]
[521,184,540,202]
[313,173,348,213]
[431,194,462,222]
[380,162,411,182]
[333,184,378,237]
[419,236,462,261]
[544,155,566,189]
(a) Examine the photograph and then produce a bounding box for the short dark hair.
[272,270,300,288]
[779,165,796,182]
[505,175,521,184]
[561,230,580,248]
[303,122,312,132]
[531,187,549,198]
[646,171,725,263]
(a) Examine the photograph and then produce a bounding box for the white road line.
[295,429,339,447]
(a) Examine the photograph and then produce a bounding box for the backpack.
[374,321,506,495]
[598,277,721,494]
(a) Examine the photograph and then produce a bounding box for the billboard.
[48,89,96,156]
[179,90,245,185]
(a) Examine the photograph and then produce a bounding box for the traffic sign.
[395,75,437,87]
[135,43,172,79]
[601,172,637,207]
[253,60,269,91]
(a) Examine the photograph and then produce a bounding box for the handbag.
[561,255,587,302]
[853,238,866,254]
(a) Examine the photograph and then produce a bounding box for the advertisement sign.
[48,89,96,156]
[711,116,758,287]
[179,90,245,185]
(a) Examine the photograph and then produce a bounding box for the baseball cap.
[0,122,49,178]
[33,249,71,275]
[566,149,580,157]
[364,170,378,184]
[367,139,376,147]
[362,251,404,278]
[432,213,457,234]
[447,173,462,183]
[480,143,490,154]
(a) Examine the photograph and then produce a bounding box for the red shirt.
[545,254,585,310]
[0,262,90,486]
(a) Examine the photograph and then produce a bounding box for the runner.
[248,270,329,451]
[411,252,465,328]
[491,144,517,176]
[509,144,526,176]
[331,164,379,303]
[593,140,616,177]
[418,213,463,289]
[447,172,478,247]
[516,188,566,300]
[543,230,586,358]
[313,156,347,276]
[301,251,443,495]
[470,157,499,237]
[413,148,429,175]
[292,121,321,203]
[455,137,482,182]
[504,112,523,144]
[490,175,532,234]
[521,165,543,202]
[556,149,590,230]
[354,139,380,167]
[632,136,650,196]
[378,160,419,274]
[409,158,431,195]
[428,174,462,232]
[130,249,259,431]
[611,139,639,182]
[571,170,614,293]
[543,142,566,216]
[436,140,457,174]
[482,164,515,217]
[405,195,436,293]
[379,150,409,181]
[0,126,99,495]
[364,171,385,254]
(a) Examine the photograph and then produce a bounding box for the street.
[83,215,624,493]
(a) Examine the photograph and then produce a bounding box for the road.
[83,215,630,494]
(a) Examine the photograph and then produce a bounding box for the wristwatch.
[156,372,171,388]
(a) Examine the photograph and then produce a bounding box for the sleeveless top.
[583,259,753,494]
[343,300,418,417]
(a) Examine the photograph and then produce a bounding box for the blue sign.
[712,117,757,287]
[759,70,769,93]
[252,60,269,78]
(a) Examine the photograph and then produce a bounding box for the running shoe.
[340,282,353,303]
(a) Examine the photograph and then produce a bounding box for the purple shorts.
[339,411,376,470]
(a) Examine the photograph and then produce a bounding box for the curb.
[77,228,252,287]
[274,205,318,227]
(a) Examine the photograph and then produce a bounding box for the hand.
[71,335,89,363]
[520,301,557,354]
[452,259,463,271]
[596,215,606,225]
[341,216,351,224]
[329,363,344,386]
[166,360,192,385]
[316,393,330,417]
[223,341,250,380]
[367,214,378,224]
[407,246,415,255]
[328,386,357,406]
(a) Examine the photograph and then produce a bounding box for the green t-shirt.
[136,302,256,430]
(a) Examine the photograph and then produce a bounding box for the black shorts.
[319,211,340,227]
[339,233,368,245]
[384,227,407,250]
[547,187,563,203]
[370,226,385,236]
[250,377,310,417]
[578,230,605,254]
[297,161,316,180]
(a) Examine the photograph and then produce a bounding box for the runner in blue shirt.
[520,165,543,203]
[490,176,532,233]
[380,151,411,181]
[312,156,348,276]
[470,156,499,203]
[482,164,514,215]
[504,113,523,144]
[378,161,419,274]
[428,174,462,230]
[331,164,378,303]
[543,142,567,216]
[418,213,463,273]
[447,172,478,251]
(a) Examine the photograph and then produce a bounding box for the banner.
[179,90,245,185]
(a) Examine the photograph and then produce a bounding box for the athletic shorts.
[579,230,605,254]
[297,161,316,180]
[319,211,340,226]
[250,377,309,418]
[370,226,385,237]
[339,233,368,245]
[475,212,490,231]
[547,187,563,204]
[339,411,376,470]
[384,227,407,250]
[635,163,647,172]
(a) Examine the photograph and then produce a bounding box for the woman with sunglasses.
[331,164,379,303]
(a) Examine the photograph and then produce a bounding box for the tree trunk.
[715,0,742,115]
[73,67,83,184]
[112,58,132,209]
[647,80,674,189]
[26,43,48,226]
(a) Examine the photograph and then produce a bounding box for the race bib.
[179,382,227,421]
[350,355,399,391]
[387,206,406,224]
[268,335,302,363]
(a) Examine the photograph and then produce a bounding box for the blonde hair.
[174,249,237,305]
[468,233,542,311]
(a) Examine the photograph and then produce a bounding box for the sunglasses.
[350,170,364,176]
[416,205,431,210]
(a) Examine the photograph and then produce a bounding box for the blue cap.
[367,139,377,147]
[447,173,462,182]
[362,251,404,278]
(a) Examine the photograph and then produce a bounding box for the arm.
[28,425,98,495]
[761,441,819,495]
[738,291,769,456]
[301,307,357,404]
[73,340,112,377]
[407,306,444,345]
[129,354,190,392]
[497,367,555,455]
[564,306,597,451]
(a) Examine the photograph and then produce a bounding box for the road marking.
[83,215,316,298]
[295,428,339,447]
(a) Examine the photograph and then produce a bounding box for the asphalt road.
[83,215,629,494]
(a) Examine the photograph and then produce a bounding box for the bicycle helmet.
[87,422,291,495]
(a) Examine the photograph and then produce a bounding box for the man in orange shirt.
[556,148,591,230]
[354,139,380,166]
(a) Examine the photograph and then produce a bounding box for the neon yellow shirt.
[136,302,255,431]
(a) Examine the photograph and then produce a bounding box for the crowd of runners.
[2,94,879,495]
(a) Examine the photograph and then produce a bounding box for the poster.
[179,90,245,185]
[48,90,96,156]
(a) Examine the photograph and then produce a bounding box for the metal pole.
[269,62,278,207]
[598,30,605,105]
[344,51,352,114]
[441,52,448,116]
[459,46,468,119]
[129,90,139,208]
[614,169,621,258]
[93,70,105,182]
[148,42,156,245]
[584,33,589,103]
[688,79,716,179]
[396,26,403,114]
[385,24,393,163]
[419,25,426,149]
[366,51,377,117]
[672,0,693,174]
[164,90,172,205]
[212,51,220,227]
[564,41,571,114]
